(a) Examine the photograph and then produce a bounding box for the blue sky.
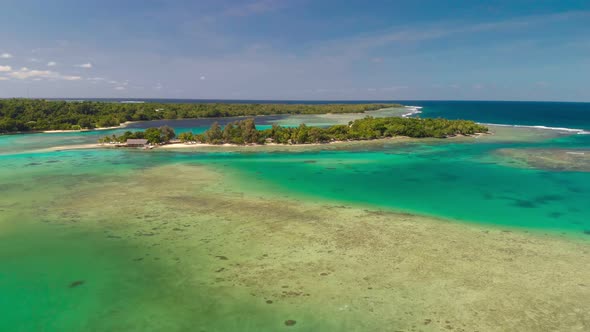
[0,0,589,101]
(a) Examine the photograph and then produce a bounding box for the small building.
[125,139,148,147]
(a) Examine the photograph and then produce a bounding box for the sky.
[0,0,589,101]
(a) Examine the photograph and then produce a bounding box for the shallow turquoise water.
[213,142,590,234]
[0,148,346,331]
[0,223,144,331]
[122,130,585,235]
[2,124,589,236]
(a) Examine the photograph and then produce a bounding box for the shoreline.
[36,134,486,153]
[41,121,135,133]
[158,133,488,149]
[35,138,411,152]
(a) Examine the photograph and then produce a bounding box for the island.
[98,117,489,147]
[0,99,400,133]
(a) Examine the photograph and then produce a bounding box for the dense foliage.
[98,126,175,144]
[0,99,399,133]
[175,117,488,145]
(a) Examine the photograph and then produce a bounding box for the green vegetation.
[0,99,399,133]
[98,126,175,144]
[176,117,488,145]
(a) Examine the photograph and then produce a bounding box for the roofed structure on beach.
[125,139,148,147]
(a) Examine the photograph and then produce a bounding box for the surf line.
[481,123,590,135]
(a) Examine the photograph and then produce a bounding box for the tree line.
[0,98,399,133]
[98,126,176,144]
[173,117,488,145]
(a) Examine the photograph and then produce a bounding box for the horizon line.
[1,97,589,104]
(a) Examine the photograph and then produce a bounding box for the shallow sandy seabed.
[32,163,590,331]
[480,125,573,142]
[494,148,590,172]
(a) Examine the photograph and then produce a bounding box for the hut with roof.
[125,139,148,147]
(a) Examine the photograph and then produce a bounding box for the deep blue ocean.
[406,100,590,131]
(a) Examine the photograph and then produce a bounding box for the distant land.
[0,99,399,133]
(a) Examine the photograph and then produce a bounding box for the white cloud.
[0,65,12,72]
[87,77,105,81]
[62,75,82,81]
[0,53,13,59]
[47,61,57,67]
[75,63,93,68]
[9,69,52,79]
[200,75,206,80]
[0,77,9,81]
[8,67,84,81]
[109,80,128,86]
[115,86,126,90]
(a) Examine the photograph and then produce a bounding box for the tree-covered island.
[99,117,488,146]
[98,126,177,144]
[0,99,399,133]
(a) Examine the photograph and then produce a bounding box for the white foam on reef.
[120,101,146,104]
[483,123,590,135]
[402,106,423,118]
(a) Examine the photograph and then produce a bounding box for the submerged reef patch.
[494,148,590,172]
